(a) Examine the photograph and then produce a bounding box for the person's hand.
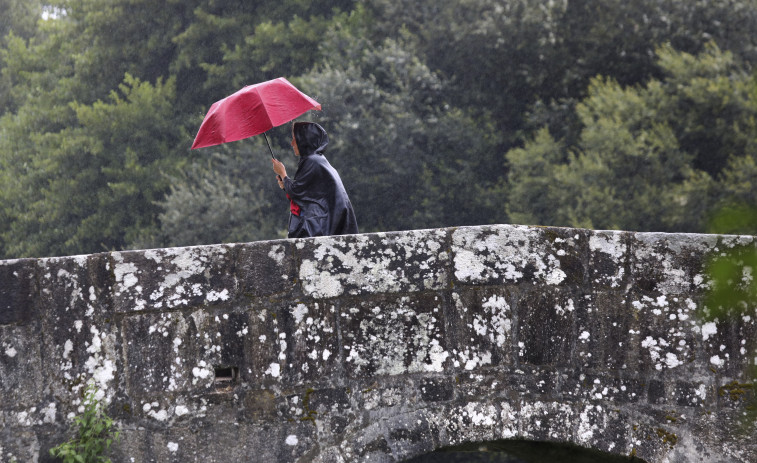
[271,158,287,178]
[276,175,284,189]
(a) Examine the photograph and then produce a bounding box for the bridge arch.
[0,224,754,462]
[404,438,647,462]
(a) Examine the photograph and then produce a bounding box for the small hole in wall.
[214,365,238,384]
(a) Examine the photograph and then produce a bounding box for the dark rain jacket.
[283,122,358,238]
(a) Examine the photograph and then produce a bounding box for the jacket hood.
[293,122,329,157]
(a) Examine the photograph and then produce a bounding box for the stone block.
[630,232,720,295]
[587,230,632,290]
[355,377,418,412]
[0,429,41,463]
[122,305,269,399]
[434,400,513,446]
[716,377,755,409]
[573,292,606,371]
[386,411,437,460]
[648,379,666,405]
[115,421,317,463]
[122,309,207,397]
[339,420,396,462]
[296,229,450,299]
[627,420,680,463]
[271,299,340,386]
[235,239,297,298]
[37,253,122,408]
[598,292,642,371]
[560,371,643,403]
[419,377,454,403]
[517,287,576,367]
[572,404,631,455]
[241,389,279,421]
[451,225,586,287]
[0,258,38,325]
[518,400,575,442]
[673,380,714,408]
[503,366,559,399]
[0,324,44,408]
[697,306,757,378]
[629,291,699,376]
[446,287,514,370]
[111,244,236,314]
[339,293,449,379]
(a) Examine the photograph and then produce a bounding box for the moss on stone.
[656,428,678,448]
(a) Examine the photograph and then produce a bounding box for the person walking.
[271,122,358,238]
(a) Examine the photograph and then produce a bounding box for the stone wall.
[0,224,755,462]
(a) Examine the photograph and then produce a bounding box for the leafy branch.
[49,383,120,463]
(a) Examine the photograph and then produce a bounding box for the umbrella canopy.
[191,77,321,150]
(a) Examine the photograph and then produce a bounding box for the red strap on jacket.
[286,194,301,216]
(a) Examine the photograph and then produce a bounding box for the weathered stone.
[517,287,576,367]
[296,230,449,299]
[241,388,278,420]
[648,379,667,405]
[1,224,756,463]
[630,290,700,376]
[446,287,514,370]
[630,232,720,295]
[572,404,631,455]
[340,292,448,379]
[560,371,643,404]
[582,291,640,371]
[673,380,715,408]
[111,245,236,313]
[436,400,513,446]
[0,323,44,409]
[519,400,575,442]
[0,258,37,325]
[114,422,317,463]
[273,299,340,386]
[587,230,632,290]
[236,239,297,298]
[37,253,122,413]
[385,412,437,460]
[419,377,454,402]
[451,225,585,287]
[0,429,40,463]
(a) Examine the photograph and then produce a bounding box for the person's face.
[291,129,300,156]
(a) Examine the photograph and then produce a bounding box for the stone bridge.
[0,224,755,462]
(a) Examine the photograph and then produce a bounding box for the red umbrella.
[190,77,321,157]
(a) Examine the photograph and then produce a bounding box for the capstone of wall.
[0,224,755,462]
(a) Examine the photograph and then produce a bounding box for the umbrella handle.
[263,132,276,160]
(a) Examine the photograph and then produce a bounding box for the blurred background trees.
[3,0,757,258]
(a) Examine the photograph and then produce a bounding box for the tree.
[149,144,285,248]
[299,20,502,232]
[0,0,42,43]
[7,0,757,257]
[1,75,186,257]
[506,43,757,233]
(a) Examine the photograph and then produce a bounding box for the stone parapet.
[0,225,755,462]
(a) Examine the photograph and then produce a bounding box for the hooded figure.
[272,122,358,238]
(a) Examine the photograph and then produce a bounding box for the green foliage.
[704,203,757,321]
[506,128,565,226]
[507,43,756,232]
[150,145,284,248]
[0,0,42,43]
[298,28,502,232]
[6,0,757,257]
[700,203,757,426]
[49,384,120,463]
[0,73,187,257]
